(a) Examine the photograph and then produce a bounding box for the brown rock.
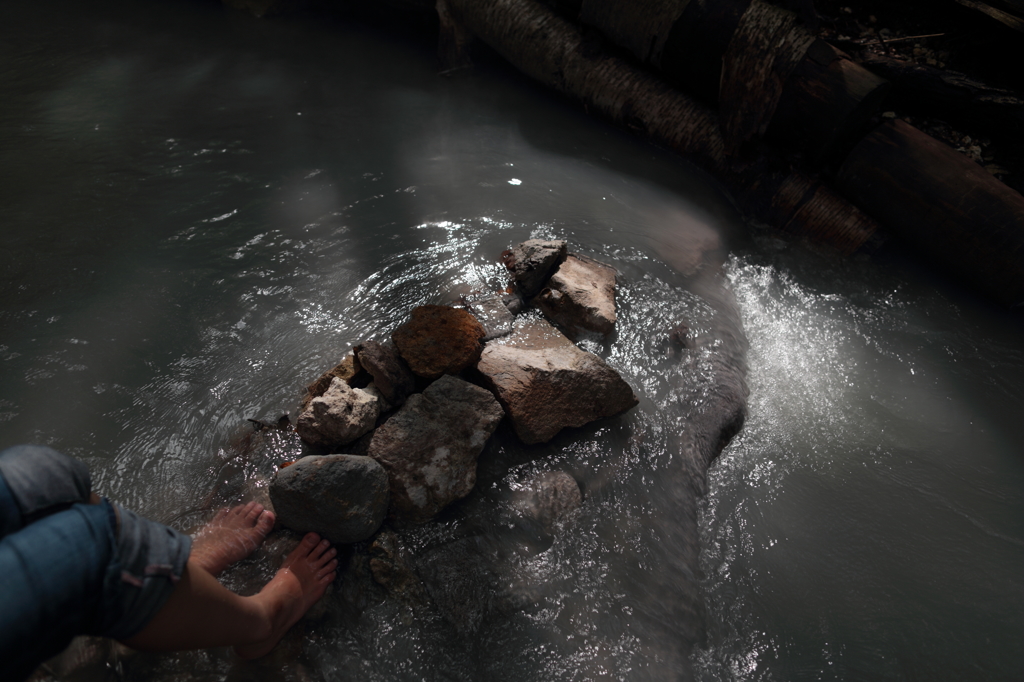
[477,319,637,444]
[355,340,416,407]
[368,375,504,523]
[392,305,486,380]
[535,254,617,339]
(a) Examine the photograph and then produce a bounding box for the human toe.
[299,533,322,553]
[317,559,338,580]
[255,510,275,534]
[245,502,265,523]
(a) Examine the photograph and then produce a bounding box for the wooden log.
[437,0,474,71]
[568,0,885,159]
[629,0,751,101]
[446,0,879,253]
[768,40,890,163]
[952,0,1024,32]
[717,0,816,152]
[578,0,690,65]
[857,54,1024,142]
[836,120,1024,306]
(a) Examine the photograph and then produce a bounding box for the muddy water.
[2,1,1022,681]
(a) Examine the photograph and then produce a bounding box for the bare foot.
[234,532,338,660]
[191,502,276,577]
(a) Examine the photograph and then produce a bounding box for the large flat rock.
[534,254,617,339]
[477,319,637,444]
[367,375,504,523]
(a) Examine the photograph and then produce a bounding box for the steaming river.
[2,0,1023,680]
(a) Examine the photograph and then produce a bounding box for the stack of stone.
[269,240,636,549]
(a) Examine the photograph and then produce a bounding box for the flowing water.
[2,1,1023,681]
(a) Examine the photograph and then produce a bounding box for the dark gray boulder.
[355,340,416,407]
[477,319,637,444]
[368,375,504,523]
[269,454,389,544]
[503,239,567,297]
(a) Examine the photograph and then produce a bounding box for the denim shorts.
[0,445,192,680]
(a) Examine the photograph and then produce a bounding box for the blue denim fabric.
[0,444,92,531]
[0,445,192,681]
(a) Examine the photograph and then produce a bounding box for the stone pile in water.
[269,240,637,544]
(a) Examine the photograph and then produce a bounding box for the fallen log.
[446,0,878,252]
[717,0,816,152]
[952,0,1024,32]
[568,0,888,159]
[836,120,1024,306]
[768,41,890,162]
[856,53,1024,144]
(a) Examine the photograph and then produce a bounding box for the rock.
[416,537,498,634]
[295,377,380,448]
[355,340,416,407]
[502,291,526,315]
[362,382,392,414]
[504,239,567,297]
[511,471,582,536]
[368,375,504,523]
[669,322,692,349]
[301,353,367,410]
[477,319,638,444]
[466,293,516,341]
[392,305,486,379]
[369,529,428,604]
[269,454,389,545]
[535,254,617,339]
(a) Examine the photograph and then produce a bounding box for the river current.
[2,1,1023,681]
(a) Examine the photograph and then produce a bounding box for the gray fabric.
[101,502,193,639]
[0,445,91,529]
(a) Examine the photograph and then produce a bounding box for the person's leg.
[0,445,93,537]
[122,532,337,658]
[190,501,276,577]
[0,501,117,682]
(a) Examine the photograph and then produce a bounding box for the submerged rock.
[477,319,637,444]
[417,536,498,634]
[296,377,379,448]
[368,375,504,523]
[269,454,389,545]
[392,305,486,379]
[369,529,428,604]
[355,340,416,407]
[504,239,567,297]
[466,293,516,341]
[535,254,617,339]
[511,471,582,537]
